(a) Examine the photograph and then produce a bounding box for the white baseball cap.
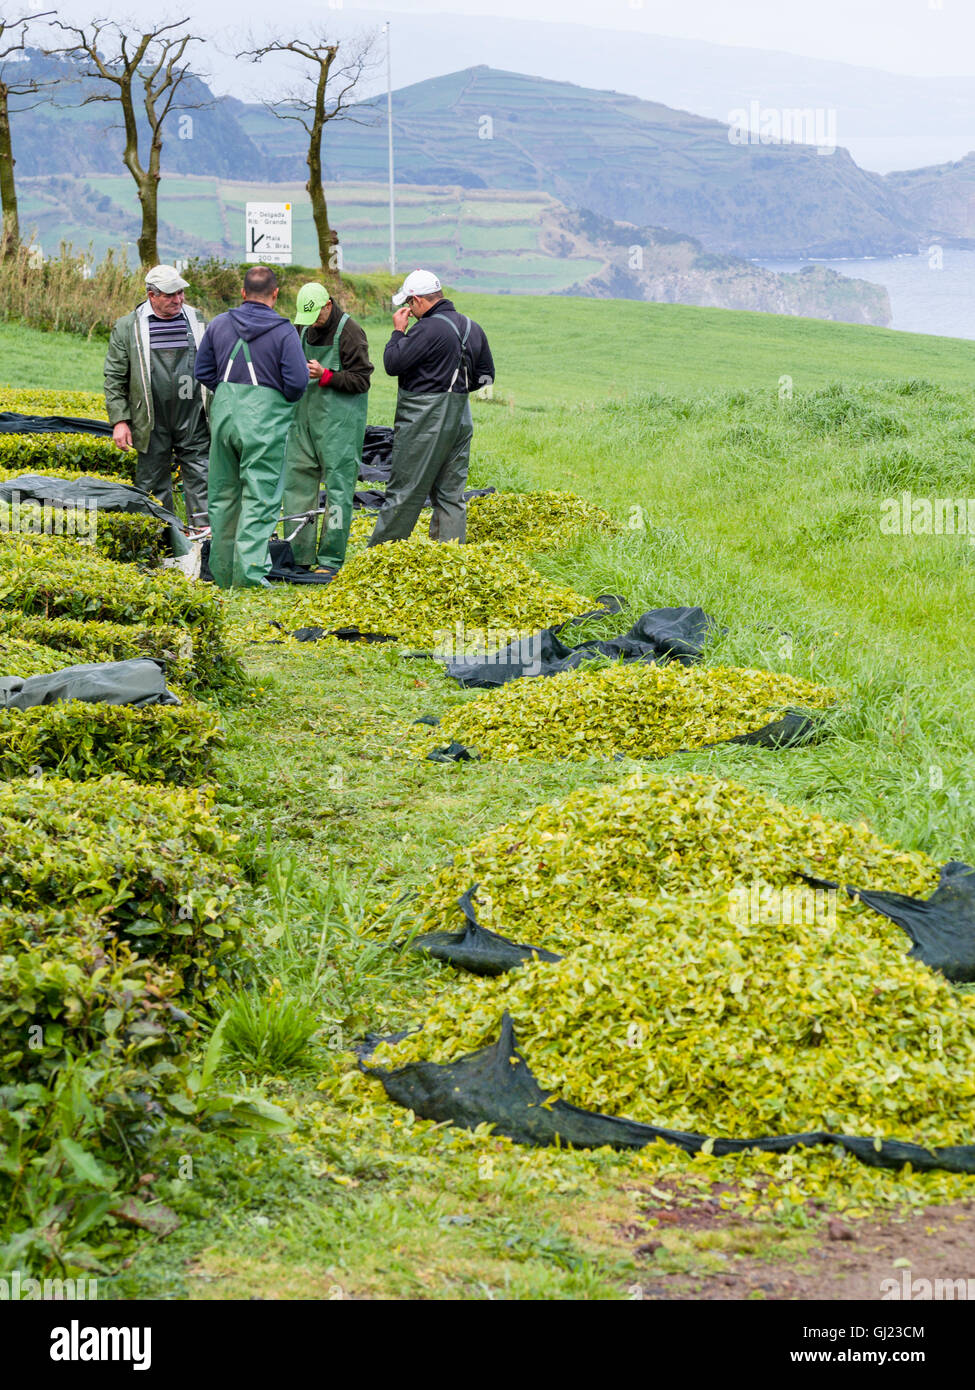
[392,269,441,306]
[145,264,189,294]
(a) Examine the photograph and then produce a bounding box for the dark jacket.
[383,298,494,395]
[304,303,373,394]
[194,301,309,403]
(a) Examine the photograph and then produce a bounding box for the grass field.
[7,297,975,1298]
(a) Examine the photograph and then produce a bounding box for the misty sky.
[43,0,975,85]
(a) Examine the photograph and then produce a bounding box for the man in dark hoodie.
[367,269,494,548]
[194,266,309,588]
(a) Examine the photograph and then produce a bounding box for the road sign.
[245,203,293,265]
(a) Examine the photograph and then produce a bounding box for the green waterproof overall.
[280,315,369,570]
[368,315,474,547]
[207,338,297,589]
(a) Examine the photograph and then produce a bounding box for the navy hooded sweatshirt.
[194,301,309,403]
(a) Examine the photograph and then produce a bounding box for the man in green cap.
[281,282,373,577]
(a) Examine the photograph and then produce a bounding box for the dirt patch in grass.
[617,1186,975,1300]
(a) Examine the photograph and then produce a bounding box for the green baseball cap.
[294,282,331,326]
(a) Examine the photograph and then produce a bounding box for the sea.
[759,248,975,341]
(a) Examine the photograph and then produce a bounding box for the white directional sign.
[245,203,293,264]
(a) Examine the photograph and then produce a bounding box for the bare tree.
[239,35,378,280]
[0,10,55,261]
[51,18,207,268]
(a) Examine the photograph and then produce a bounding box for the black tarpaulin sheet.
[445,604,716,689]
[804,861,975,984]
[413,887,562,976]
[0,473,188,556]
[359,1012,975,1172]
[0,658,179,711]
[359,425,394,482]
[200,539,335,586]
[0,412,114,437]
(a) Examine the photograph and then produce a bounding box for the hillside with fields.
[4,292,975,1301]
[16,175,890,323]
[12,51,923,260]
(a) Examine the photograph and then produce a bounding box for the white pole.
[385,20,396,276]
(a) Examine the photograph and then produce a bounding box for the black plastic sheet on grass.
[413,887,562,976]
[0,658,180,711]
[445,603,716,689]
[804,861,975,984]
[0,412,114,437]
[359,1012,975,1173]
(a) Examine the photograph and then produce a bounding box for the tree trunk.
[307,142,336,282]
[306,53,340,286]
[138,135,162,270]
[0,87,20,262]
[118,76,158,269]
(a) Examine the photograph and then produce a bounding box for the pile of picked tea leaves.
[396,772,938,956]
[245,536,592,649]
[371,892,975,1148]
[465,490,618,552]
[417,662,839,762]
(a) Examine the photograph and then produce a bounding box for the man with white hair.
[104,263,211,528]
[368,269,494,547]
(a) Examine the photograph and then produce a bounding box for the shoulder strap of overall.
[442,314,473,390]
[223,336,258,386]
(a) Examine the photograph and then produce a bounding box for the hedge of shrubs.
[0,401,260,1270]
[0,536,241,693]
[0,433,136,483]
[0,612,195,688]
[0,699,222,784]
[0,775,246,993]
[0,778,259,1271]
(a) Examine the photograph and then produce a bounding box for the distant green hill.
[885,154,975,246]
[241,66,919,260]
[10,53,919,260]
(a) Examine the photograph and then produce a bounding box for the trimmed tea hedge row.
[0,386,108,420]
[0,612,195,688]
[0,536,242,692]
[0,433,136,483]
[0,501,170,567]
[0,699,222,784]
[0,774,247,993]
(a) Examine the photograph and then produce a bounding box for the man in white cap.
[104,264,211,528]
[367,269,494,547]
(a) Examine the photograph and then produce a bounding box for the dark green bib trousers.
[207,338,297,589]
[138,341,210,527]
[368,314,474,547]
[281,316,369,570]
